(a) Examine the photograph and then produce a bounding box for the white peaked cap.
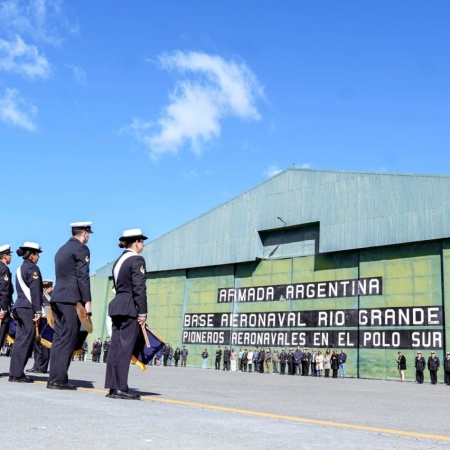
[70,221,92,227]
[70,222,93,233]
[120,229,148,240]
[21,242,42,252]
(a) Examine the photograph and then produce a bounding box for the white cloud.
[0,0,64,46]
[67,64,86,85]
[0,34,51,78]
[125,51,264,159]
[0,87,37,131]
[264,165,282,178]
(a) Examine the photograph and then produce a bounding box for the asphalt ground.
[1,357,450,450]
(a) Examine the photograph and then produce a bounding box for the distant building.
[91,168,450,379]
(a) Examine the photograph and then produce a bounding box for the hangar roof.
[95,168,450,276]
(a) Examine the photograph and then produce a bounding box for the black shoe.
[47,382,77,390]
[25,367,37,373]
[9,376,34,383]
[108,389,140,400]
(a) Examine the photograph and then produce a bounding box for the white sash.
[113,251,136,287]
[43,290,51,303]
[41,290,52,316]
[16,267,32,303]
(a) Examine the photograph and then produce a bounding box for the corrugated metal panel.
[95,169,450,276]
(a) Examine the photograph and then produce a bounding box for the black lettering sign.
[183,306,442,329]
[217,277,382,303]
[181,329,444,349]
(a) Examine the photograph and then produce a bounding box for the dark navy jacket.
[415,356,426,371]
[444,357,450,372]
[108,250,147,318]
[0,261,13,312]
[52,238,91,304]
[14,259,43,313]
[338,352,347,364]
[428,356,440,371]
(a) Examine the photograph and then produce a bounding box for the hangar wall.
[91,238,450,381]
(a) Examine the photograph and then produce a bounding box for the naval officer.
[0,245,14,353]
[9,242,43,383]
[47,222,93,390]
[105,228,148,400]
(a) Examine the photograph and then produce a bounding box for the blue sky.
[1,1,450,279]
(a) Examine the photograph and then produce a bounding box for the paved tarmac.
[1,356,450,449]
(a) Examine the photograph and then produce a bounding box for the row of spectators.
[213,347,348,377]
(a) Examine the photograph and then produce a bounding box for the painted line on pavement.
[143,396,450,442]
[34,381,450,442]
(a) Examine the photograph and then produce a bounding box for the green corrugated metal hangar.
[91,168,450,380]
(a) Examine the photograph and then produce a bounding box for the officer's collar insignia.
[140,266,145,274]
[85,256,90,263]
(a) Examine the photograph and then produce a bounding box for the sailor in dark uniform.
[81,339,88,361]
[105,228,148,400]
[103,337,111,363]
[26,280,53,373]
[47,222,93,391]
[0,245,14,355]
[9,242,43,383]
[92,337,102,362]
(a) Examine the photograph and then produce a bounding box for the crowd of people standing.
[213,346,348,378]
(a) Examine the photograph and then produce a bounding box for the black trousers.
[9,308,35,377]
[429,370,438,384]
[33,339,50,372]
[416,369,424,383]
[302,362,310,375]
[48,303,79,384]
[215,358,220,369]
[105,315,139,392]
[280,362,286,374]
[445,370,450,385]
[0,315,11,349]
[103,351,109,363]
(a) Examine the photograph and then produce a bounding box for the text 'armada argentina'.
[217,277,382,303]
